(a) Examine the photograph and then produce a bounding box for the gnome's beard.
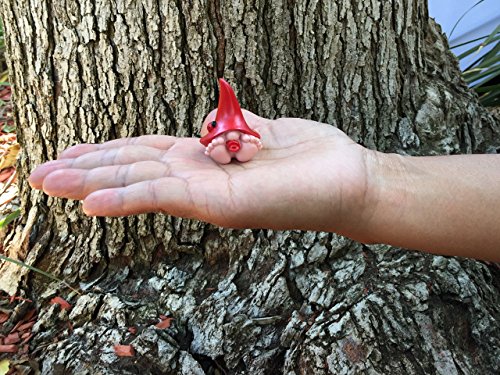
[204,131,263,164]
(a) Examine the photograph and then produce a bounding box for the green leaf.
[0,209,19,229]
[2,123,15,133]
[463,40,500,71]
[480,92,500,107]
[478,24,500,51]
[456,35,500,61]
[475,83,500,93]
[456,20,500,107]
[476,43,500,66]
[449,0,486,39]
[464,64,500,85]
[451,34,496,49]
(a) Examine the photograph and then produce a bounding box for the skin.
[203,130,262,164]
[29,109,500,262]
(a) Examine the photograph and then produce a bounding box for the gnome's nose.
[226,140,241,152]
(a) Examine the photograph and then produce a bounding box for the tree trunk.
[1,0,499,373]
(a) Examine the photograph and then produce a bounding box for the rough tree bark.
[1,0,499,373]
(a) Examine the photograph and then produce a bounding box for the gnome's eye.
[207,121,217,132]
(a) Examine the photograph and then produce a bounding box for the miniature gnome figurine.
[200,78,263,164]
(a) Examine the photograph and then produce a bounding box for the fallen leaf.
[16,321,35,332]
[0,313,8,324]
[155,317,173,330]
[50,297,71,311]
[127,326,137,335]
[0,168,14,184]
[6,295,32,304]
[23,308,37,322]
[3,333,19,345]
[10,321,22,332]
[0,359,9,375]
[114,345,135,357]
[20,333,32,345]
[0,86,11,100]
[0,344,17,353]
[0,143,19,170]
[0,134,15,143]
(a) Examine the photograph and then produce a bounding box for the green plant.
[0,208,19,228]
[450,1,500,107]
[457,26,500,107]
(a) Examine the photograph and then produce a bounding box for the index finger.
[58,135,178,159]
[82,177,196,218]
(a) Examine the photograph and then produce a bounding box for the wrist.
[359,149,410,244]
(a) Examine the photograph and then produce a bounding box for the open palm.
[29,110,370,232]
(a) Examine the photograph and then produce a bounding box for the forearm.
[361,151,500,261]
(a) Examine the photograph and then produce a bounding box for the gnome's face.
[200,120,225,138]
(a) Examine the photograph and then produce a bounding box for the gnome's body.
[200,79,262,164]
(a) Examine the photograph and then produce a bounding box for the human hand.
[29,110,373,236]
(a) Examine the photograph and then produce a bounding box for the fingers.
[82,177,194,218]
[58,135,177,159]
[29,160,70,189]
[40,161,170,200]
[29,145,169,189]
[69,145,168,168]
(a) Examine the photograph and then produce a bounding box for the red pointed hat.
[200,78,260,147]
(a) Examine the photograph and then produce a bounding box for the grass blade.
[479,90,500,106]
[449,0,485,39]
[0,254,80,295]
[0,210,19,228]
[457,34,500,60]
[475,83,500,93]
[463,64,500,84]
[451,34,496,49]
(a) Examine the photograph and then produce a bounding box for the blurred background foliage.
[445,0,500,107]
[455,25,500,107]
